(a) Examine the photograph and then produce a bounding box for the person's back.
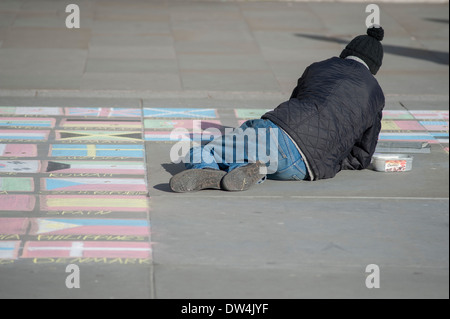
[263,55,385,180]
[170,26,386,192]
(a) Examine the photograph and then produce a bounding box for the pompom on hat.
[340,25,384,75]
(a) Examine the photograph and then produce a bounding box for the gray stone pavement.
[0,0,448,299]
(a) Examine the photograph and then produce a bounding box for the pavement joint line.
[153,195,450,200]
[149,262,156,300]
[0,90,448,102]
[293,196,450,200]
[153,262,450,271]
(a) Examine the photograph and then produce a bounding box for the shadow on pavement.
[295,33,449,65]
[153,163,184,193]
[424,17,449,24]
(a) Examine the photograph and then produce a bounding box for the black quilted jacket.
[262,57,385,180]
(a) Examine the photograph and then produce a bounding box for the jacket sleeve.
[341,110,383,170]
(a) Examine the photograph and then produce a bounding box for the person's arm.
[341,110,383,170]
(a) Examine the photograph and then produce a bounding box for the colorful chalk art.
[0,107,448,264]
[0,107,152,264]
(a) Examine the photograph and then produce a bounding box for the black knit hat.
[340,26,384,75]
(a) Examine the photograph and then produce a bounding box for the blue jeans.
[185,119,308,181]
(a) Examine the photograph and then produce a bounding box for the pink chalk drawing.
[0,218,29,235]
[39,195,149,212]
[410,110,449,120]
[29,218,150,236]
[65,108,142,118]
[0,130,50,141]
[22,241,152,258]
[0,107,62,116]
[0,144,38,157]
[0,195,36,211]
[41,178,147,192]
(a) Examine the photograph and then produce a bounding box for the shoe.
[221,162,266,192]
[170,169,227,193]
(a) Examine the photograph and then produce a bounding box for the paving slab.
[0,48,87,75]
[85,58,179,74]
[87,45,177,60]
[0,262,153,299]
[92,20,172,36]
[0,0,22,12]
[180,70,281,92]
[154,264,448,299]
[0,74,82,90]
[80,72,182,91]
[149,196,449,267]
[1,27,91,49]
[0,96,141,108]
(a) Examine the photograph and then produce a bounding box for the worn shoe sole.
[221,162,266,192]
[170,169,227,193]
